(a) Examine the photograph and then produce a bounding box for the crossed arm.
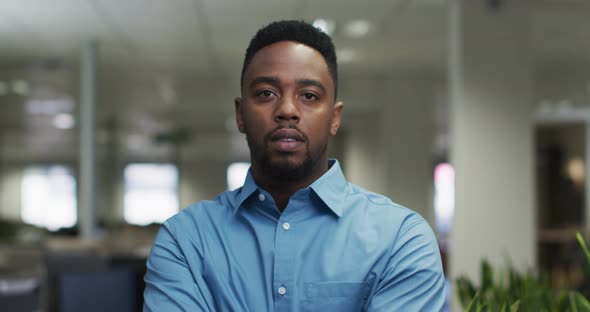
[143,215,446,311]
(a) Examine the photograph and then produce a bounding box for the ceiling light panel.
[343,20,372,38]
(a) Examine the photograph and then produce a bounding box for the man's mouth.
[270,128,305,142]
[270,128,305,152]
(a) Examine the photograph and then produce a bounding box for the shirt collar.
[234,169,259,214]
[234,159,347,217]
[309,159,347,217]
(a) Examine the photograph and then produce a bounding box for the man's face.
[235,41,343,180]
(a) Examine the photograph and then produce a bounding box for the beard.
[246,126,327,182]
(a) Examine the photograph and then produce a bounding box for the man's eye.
[302,93,318,100]
[257,90,275,97]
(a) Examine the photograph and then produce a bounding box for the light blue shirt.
[144,159,445,311]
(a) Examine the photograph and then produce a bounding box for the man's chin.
[265,157,311,180]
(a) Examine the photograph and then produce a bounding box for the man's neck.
[252,160,329,212]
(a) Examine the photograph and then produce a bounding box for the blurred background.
[0,0,588,311]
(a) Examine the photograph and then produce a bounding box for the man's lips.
[270,128,305,142]
[269,128,305,152]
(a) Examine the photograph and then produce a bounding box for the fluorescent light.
[12,79,30,95]
[344,20,372,38]
[53,113,75,129]
[25,97,75,115]
[313,18,335,36]
[337,48,358,64]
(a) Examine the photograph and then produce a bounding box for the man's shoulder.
[163,189,238,229]
[345,183,411,213]
[342,182,428,228]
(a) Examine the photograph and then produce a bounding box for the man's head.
[235,20,344,183]
[240,20,338,100]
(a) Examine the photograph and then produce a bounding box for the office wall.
[343,74,440,225]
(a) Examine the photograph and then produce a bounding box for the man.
[144,20,445,311]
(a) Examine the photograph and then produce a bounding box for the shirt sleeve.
[143,223,214,312]
[366,213,446,311]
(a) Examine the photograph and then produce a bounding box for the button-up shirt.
[144,159,445,311]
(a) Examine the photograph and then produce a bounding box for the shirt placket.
[272,203,298,311]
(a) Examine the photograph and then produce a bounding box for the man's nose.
[274,96,300,122]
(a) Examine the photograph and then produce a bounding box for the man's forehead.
[249,41,322,62]
[244,41,331,82]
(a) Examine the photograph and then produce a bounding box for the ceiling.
[0,0,589,160]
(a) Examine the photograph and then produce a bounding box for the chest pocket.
[303,282,371,312]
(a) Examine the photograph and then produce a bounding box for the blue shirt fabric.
[144,159,445,311]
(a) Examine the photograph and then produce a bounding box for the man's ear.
[234,97,245,133]
[330,101,344,136]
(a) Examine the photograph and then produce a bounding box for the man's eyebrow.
[249,76,327,93]
[297,79,326,93]
[249,76,280,89]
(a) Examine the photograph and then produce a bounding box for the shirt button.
[277,286,287,295]
[282,222,290,230]
[258,193,265,201]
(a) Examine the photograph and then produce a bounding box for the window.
[124,163,178,225]
[227,162,250,191]
[21,165,77,231]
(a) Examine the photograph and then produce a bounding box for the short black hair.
[240,20,338,99]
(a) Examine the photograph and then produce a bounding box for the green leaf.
[466,292,481,312]
[571,292,590,312]
[456,256,586,312]
[457,276,477,308]
[481,259,494,294]
[508,267,524,300]
[577,232,590,277]
[570,292,579,312]
[510,300,520,312]
[476,303,484,312]
[500,303,508,312]
[554,290,570,311]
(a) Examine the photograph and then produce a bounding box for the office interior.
[0,0,589,311]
